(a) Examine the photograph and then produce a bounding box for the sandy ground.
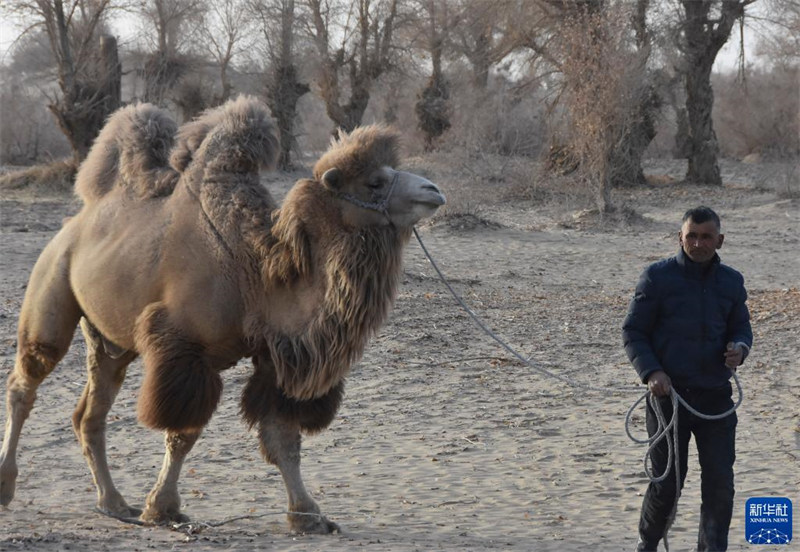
[0,159,798,551]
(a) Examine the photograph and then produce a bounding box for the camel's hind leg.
[0,245,82,506]
[0,358,62,507]
[242,355,342,534]
[72,318,139,518]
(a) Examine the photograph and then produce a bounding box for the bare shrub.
[0,71,71,164]
[550,2,653,212]
[141,53,190,105]
[442,73,547,158]
[173,75,212,121]
[0,159,76,195]
[433,197,496,231]
[776,164,800,199]
[714,67,800,160]
[750,162,800,199]
[416,74,452,152]
[545,144,579,176]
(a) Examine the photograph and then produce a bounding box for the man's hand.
[647,370,672,397]
[724,342,743,370]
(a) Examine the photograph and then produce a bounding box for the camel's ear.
[321,168,343,190]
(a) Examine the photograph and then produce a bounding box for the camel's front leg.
[140,429,201,524]
[244,355,343,534]
[258,418,339,534]
[73,318,139,518]
[242,355,344,534]
[133,302,223,524]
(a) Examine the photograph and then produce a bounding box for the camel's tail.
[75,103,179,204]
[170,95,279,177]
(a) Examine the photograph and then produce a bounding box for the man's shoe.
[635,537,658,551]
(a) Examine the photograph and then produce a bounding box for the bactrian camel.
[0,96,445,533]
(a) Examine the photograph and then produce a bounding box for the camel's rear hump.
[74,104,179,204]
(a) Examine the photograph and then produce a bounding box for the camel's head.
[313,126,445,229]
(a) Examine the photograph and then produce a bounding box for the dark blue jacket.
[622,249,753,390]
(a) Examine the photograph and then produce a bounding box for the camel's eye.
[367,177,385,190]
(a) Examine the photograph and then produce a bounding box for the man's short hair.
[682,206,720,230]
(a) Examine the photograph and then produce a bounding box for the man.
[622,206,753,552]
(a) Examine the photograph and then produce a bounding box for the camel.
[0,96,445,533]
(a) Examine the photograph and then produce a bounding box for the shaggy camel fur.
[0,96,445,533]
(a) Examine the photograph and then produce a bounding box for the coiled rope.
[623,373,742,551]
[413,227,743,551]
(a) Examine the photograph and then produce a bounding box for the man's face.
[679,219,724,263]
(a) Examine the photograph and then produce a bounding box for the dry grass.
[557,203,653,232]
[765,163,799,200]
[0,159,76,197]
[645,174,680,186]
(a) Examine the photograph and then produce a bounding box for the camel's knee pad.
[135,304,222,432]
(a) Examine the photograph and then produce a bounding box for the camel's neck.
[319,225,409,337]
[255,184,410,400]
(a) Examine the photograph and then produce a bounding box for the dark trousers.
[638,386,737,552]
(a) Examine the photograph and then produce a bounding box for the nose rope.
[336,171,399,216]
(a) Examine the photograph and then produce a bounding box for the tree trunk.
[268,64,310,170]
[415,1,450,152]
[684,59,721,185]
[219,59,232,103]
[673,105,692,159]
[324,75,370,134]
[679,0,749,185]
[98,35,122,117]
[471,29,491,90]
[415,73,450,152]
[595,173,613,214]
[261,0,309,169]
[608,0,656,187]
[611,85,659,187]
[383,81,401,124]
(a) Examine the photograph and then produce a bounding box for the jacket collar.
[676,248,720,279]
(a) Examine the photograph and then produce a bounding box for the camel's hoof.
[96,504,143,521]
[140,508,190,526]
[0,462,18,506]
[169,512,191,524]
[288,511,340,534]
